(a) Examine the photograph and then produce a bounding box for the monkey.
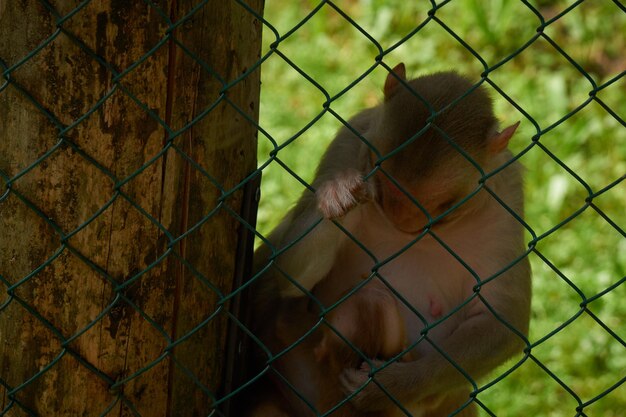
[247,63,531,416]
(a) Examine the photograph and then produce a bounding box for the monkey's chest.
[318,224,476,344]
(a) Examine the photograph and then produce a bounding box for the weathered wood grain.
[0,1,263,415]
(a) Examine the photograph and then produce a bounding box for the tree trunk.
[0,1,263,416]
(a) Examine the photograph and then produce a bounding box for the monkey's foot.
[339,360,398,412]
[316,170,370,219]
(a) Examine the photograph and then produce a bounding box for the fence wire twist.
[1,0,624,416]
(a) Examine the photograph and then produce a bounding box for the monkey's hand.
[340,360,409,412]
[316,170,371,219]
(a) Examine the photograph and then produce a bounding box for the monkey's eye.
[436,199,457,215]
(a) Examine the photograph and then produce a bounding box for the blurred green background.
[254,1,625,416]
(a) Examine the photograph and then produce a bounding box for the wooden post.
[0,1,263,415]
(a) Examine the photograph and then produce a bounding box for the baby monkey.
[248,280,410,417]
[248,63,531,416]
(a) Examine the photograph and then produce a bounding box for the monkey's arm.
[270,200,356,297]
[264,109,379,297]
[341,260,531,410]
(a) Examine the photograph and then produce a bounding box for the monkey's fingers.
[316,170,367,219]
[339,367,369,397]
[358,358,384,372]
[351,179,374,204]
[317,184,356,219]
[339,368,385,411]
[340,363,400,412]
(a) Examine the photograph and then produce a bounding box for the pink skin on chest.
[428,295,443,319]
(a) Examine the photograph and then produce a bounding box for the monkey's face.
[376,161,480,233]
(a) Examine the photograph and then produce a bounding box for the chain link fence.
[1,0,625,416]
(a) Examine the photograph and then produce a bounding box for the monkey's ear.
[488,121,520,154]
[384,63,407,99]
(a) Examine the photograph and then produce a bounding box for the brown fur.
[314,281,411,417]
[378,70,497,181]
[247,63,530,416]
[248,281,410,417]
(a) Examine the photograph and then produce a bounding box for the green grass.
[255,1,625,416]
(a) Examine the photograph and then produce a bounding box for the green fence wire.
[1,0,625,416]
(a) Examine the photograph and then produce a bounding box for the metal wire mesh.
[243,1,625,416]
[1,0,624,416]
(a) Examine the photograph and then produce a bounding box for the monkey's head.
[372,64,519,233]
